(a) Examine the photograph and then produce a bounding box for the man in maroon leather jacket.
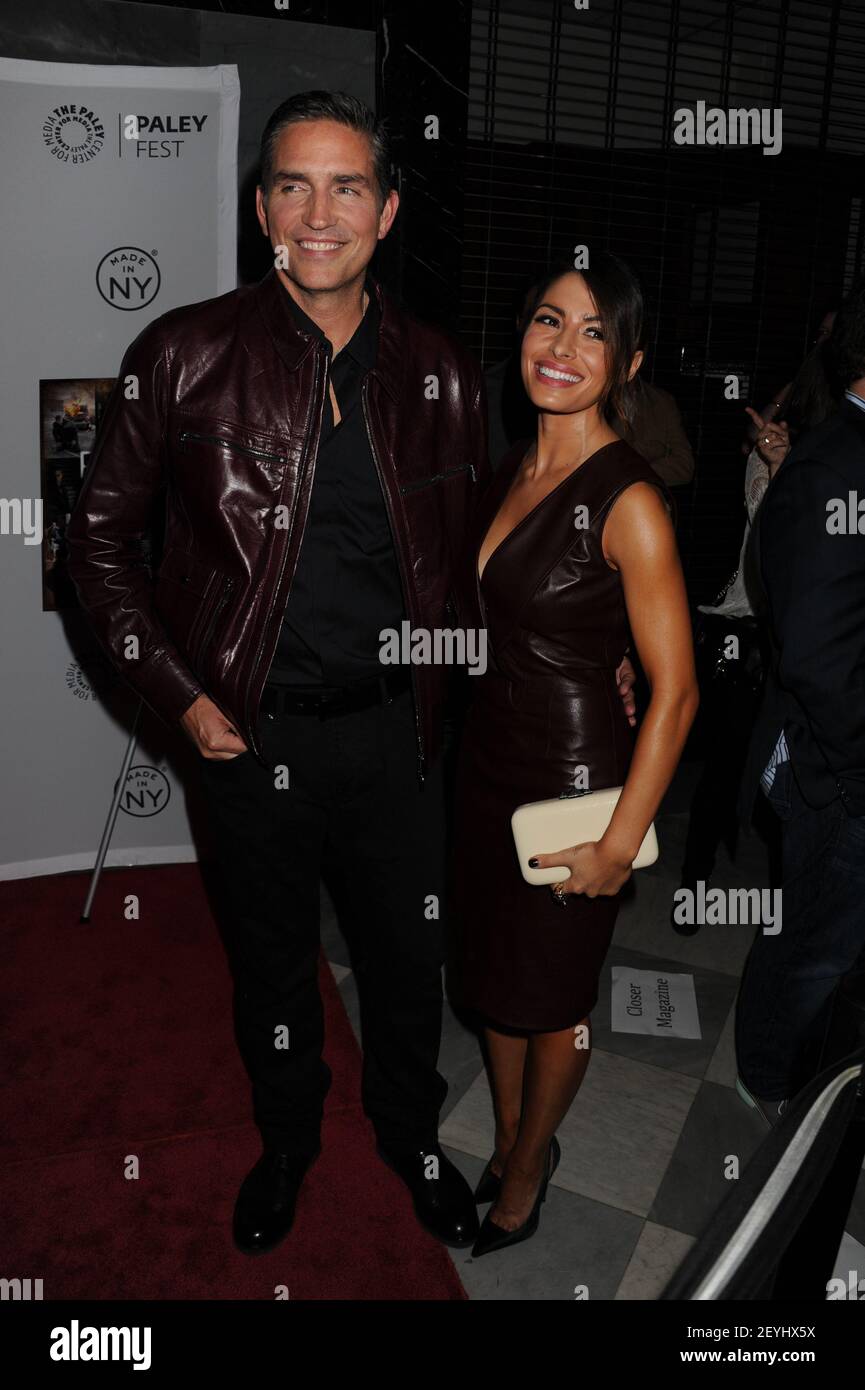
[66,92,488,1255]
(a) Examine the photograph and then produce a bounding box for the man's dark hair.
[258,90,393,207]
[830,276,865,388]
[520,250,644,425]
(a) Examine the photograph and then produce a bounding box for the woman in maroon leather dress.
[451,253,698,1256]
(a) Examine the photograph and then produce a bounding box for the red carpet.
[0,864,467,1300]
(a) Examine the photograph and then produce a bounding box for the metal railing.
[662,975,865,1300]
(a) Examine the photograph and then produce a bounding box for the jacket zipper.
[362,378,426,784]
[179,430,287,464]
[400,463,476,496]
[198,576,235,661]
[243,352,325,757]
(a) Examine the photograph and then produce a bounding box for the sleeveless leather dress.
[450,438,673,1031]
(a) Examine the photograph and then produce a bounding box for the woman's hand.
[745,408,790,476]
[615,654,638,727]
[530,838,633,900]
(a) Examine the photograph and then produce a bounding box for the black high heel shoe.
[471,1135,561,1257]
[473,1154,504,1204]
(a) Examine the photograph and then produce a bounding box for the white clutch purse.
[511,787,658,885]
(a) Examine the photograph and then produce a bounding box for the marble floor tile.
[704,1000,738,1089]
[613,863,761,979]
[614,1221,696,1300]
[649,1079,768,1237]
[445,1148,643,1301]
[319,882,351,968]
[336,969,362,1045]
[438,998,486,1123]
[441,1049,699,1217]
[593,945,739,1078]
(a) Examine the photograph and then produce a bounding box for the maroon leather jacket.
[66,268,489,778]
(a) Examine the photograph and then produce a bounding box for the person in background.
[741,306,837,455]
[613,373,695,487]
[672,336,842,935]
[735,278,865,1125]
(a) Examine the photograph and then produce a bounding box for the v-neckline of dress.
[476,439,620,586]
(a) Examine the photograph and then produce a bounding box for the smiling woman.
[452,249,699,1259]
[519,251,645,426]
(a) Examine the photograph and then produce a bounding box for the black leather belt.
[260,667,412,717]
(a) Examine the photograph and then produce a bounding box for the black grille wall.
[461,0,865,599]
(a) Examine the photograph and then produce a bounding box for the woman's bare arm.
[600,481,699,864]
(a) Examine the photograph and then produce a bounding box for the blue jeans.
[735,760,865,1099]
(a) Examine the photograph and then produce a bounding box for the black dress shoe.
[377,1143,480,1248]
[472,1135,561,1258]
[474,1153,503,1205]
[233,1147,319,1255]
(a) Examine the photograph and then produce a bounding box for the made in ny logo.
[42,102,105,164]
[96,247,161,311]
[120,766,171,818]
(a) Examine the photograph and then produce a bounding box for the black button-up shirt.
[267,283,406,687]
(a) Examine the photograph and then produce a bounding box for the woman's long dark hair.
[520,250,644,426]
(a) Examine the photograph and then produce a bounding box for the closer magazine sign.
[0,57,239,878]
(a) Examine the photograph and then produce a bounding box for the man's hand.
[181,693,248,760]
[615,654,638,727]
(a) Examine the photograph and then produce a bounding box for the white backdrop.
[0,57,239,878]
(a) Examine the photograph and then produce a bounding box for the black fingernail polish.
[528,857,539,867]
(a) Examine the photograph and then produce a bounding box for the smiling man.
[66,91,489,1255]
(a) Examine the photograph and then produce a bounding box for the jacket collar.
[839,394,865,439]
[253,265,404,401]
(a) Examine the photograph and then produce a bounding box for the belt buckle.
[317,687,345,719]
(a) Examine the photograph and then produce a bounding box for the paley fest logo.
[43,102,105,164]
[119,110,209,159]
[96,247,161,311]
[120,766,171,818]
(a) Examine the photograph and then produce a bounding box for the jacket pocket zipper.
[197,576,235,659]
[400,463,476,495]
[179,430,286,464]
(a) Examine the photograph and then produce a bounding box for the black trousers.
[682,618,768,881]
[196,686,448,1158]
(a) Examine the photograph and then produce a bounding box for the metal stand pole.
[78,700,144,923]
